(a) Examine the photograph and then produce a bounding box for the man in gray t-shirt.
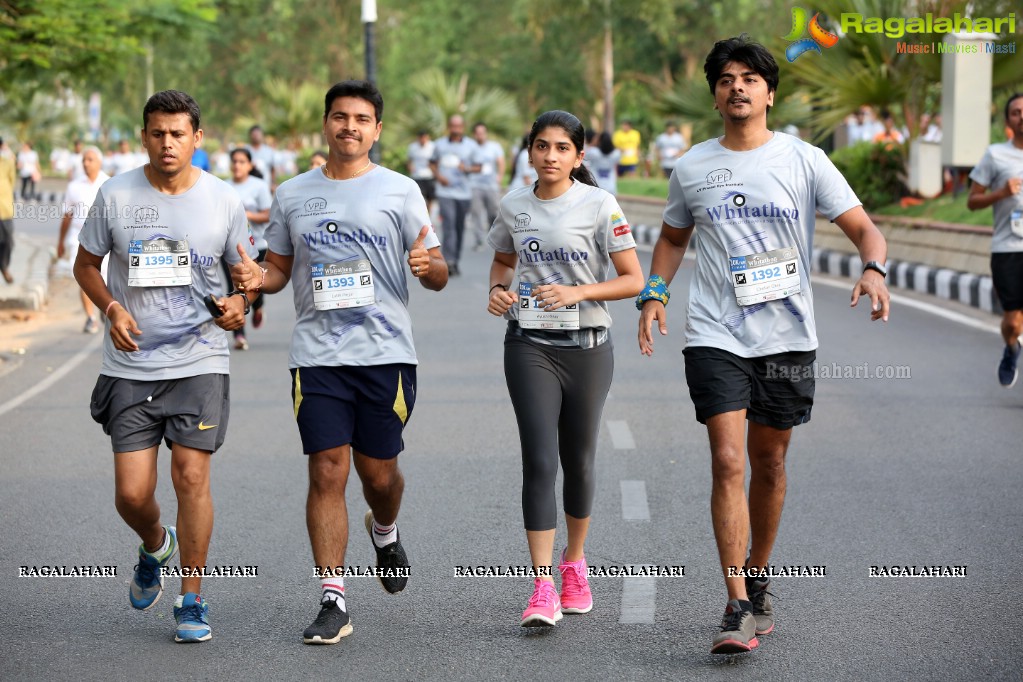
[653,122,687,178]
[637,36,890,655]
[429,115,475,275]
[967,93,1023,387]
[231,80,448,646]
[75,90,256,644]
[468,122,506,250]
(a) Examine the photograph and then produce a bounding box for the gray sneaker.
[711,599,759,654]
[745,576,775,635]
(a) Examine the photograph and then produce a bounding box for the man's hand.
[487,286,517,316]
[108,305,142,352]
[638,300,668,356]
[408,226,431,279]
[850,270,890,322]
[231,243,262,291]
[211,293,247,331]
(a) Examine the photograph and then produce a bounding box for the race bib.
[1011,209,1023,238]
[128,239,191,287]
[517,281,579,330]
[729,246,801,306]
[311,259,374,310]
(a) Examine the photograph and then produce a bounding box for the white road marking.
[620,480,650,521]
[607,419,635,449]
[0,335,102,418]
[619,569,657,624]
[814,275,1000,334]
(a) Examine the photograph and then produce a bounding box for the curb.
[812,248,1000,314]
[0,237,52,311]
[629,223,1000,316]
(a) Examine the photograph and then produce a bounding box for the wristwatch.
[862,260,887,278]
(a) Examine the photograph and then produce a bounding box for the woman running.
[486,110,644,627]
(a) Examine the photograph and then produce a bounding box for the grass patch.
[873,192,993,227]
[618,177,669,198]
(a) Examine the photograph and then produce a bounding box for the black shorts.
[683,346,815,430]
[991,252,1023,311]
[414,178,436,203]
[90,374,230,453]
[291,364,417,458]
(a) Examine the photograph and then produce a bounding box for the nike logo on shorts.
[197,421,218,431]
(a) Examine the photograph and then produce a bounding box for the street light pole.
[363,0,380,163]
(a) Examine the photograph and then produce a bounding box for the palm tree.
[233,78,323,145]
[391,68,520,147]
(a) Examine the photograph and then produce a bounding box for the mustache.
[728,96,751,104]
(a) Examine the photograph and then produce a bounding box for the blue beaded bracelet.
[635,275,670,310]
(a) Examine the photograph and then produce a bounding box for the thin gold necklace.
[322,160,373,180]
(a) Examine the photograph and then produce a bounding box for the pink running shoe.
[520,578,562,627]
[558,549,593,614]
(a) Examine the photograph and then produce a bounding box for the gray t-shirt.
[229,175,273,250]
[968,142,1023,253]
[488,180,636,331]
[265,166,440,368]
[406,140,435,180]
[247,144,276,185]
[655,132,687,169]
[584,146,621,196]
[663,132,860,357]
[79,168,255,380]
[431,136,475,200]
[470,140,505,190]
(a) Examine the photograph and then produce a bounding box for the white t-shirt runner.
[663,132,860,357]
[265,166,440,369]
[431,136,475,201]
[488,179,636,333]
[63,172,110,254]
[79,168,255,380]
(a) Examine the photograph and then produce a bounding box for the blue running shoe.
[998,342,1021,387]
[174,593,212,642]
[129,525,178,610]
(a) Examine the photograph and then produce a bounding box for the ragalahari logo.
[783,7,840,62]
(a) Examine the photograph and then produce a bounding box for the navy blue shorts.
[290,364,417,458]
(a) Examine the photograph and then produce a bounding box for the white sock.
[145,527,171,559]
[371,519,397,548]
[320,577,346,612]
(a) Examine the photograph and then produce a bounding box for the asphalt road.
[0,212,1020,681]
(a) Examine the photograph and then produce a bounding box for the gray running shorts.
[90,374,230,453]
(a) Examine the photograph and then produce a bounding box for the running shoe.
[520,578,562,627]
[710,599,759,654]
[998,342,1020,387]
[83,316,99,334]
[129,525,178,610]
[303,599,353,644]
[745,576,775,635]
[174,592,212,642]
[364,510,410,594]
[558,549,592,614]
[234,335,249,351]
[252,307,264,328]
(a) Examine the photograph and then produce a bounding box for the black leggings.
[504,333,614,531]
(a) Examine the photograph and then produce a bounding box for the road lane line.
[620,480,650,521]
[607,419,635,449]
[0,334,101,418]
[619,569,656,624]
[814,275,1000,334]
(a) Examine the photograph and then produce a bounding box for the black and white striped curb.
[812,248,1000,314]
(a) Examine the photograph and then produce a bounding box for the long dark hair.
[598,131,615,155]
[230,147,264,179]
[528,110,597,188]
